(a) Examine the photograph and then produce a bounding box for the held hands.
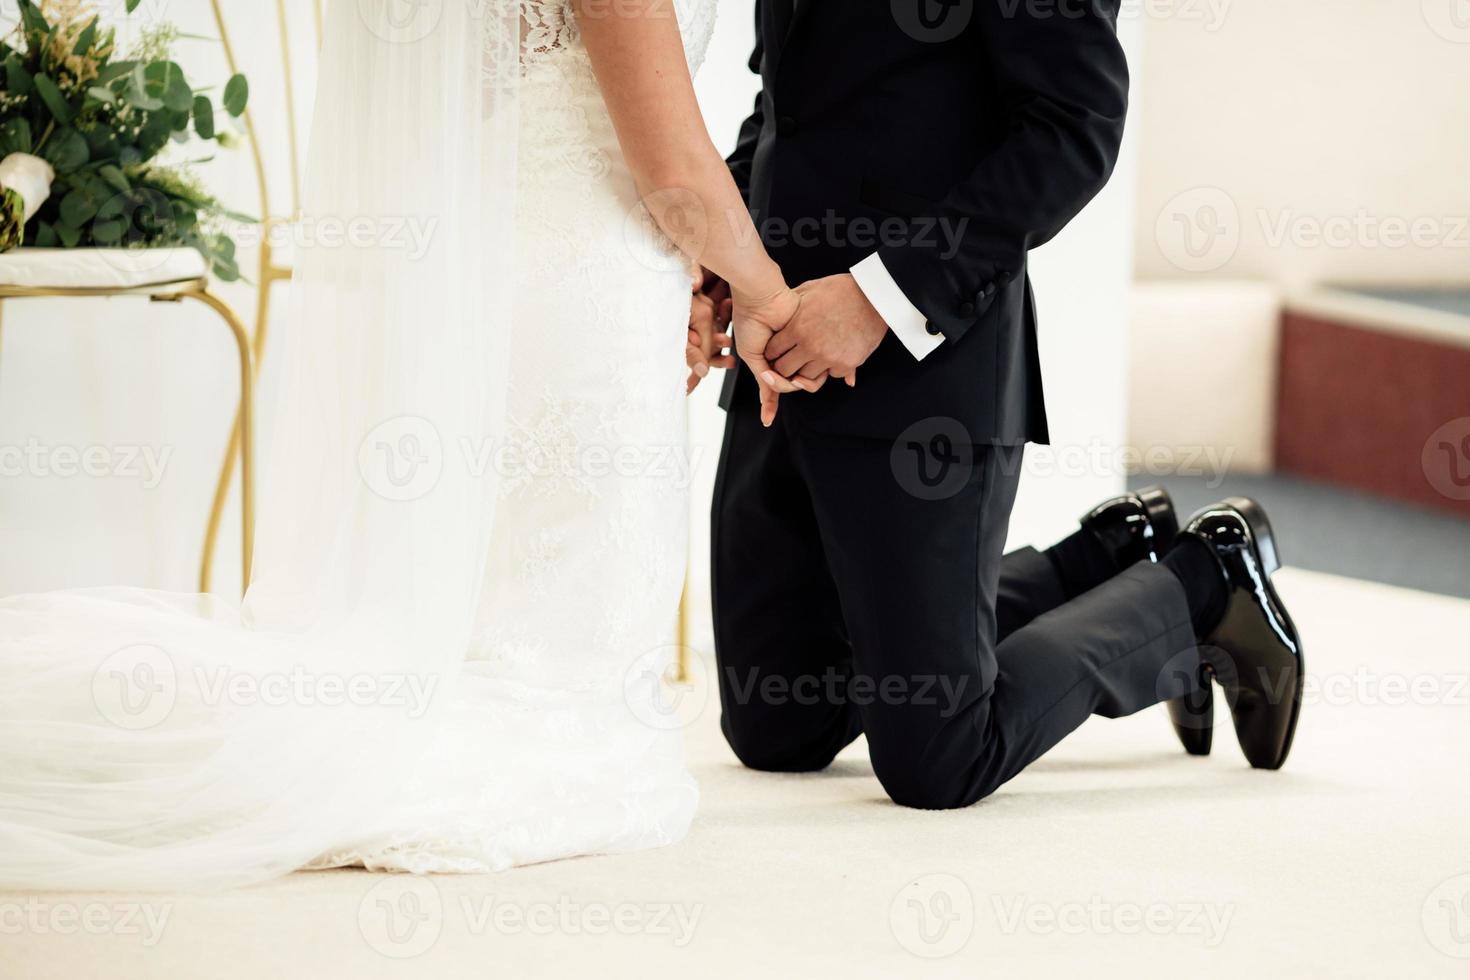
[763,274,888,393]
[693,270,888,428]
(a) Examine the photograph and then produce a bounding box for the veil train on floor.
[0,0,522,890]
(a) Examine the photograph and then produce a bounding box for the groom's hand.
[764,274,887,390]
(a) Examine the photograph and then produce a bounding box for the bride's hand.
[687,271,734,394]
[732,284,819,427]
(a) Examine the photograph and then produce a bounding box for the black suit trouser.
[711,381,1202,809]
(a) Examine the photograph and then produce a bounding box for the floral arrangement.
[0,0,251,279]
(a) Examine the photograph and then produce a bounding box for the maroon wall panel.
[1275,312,1470,518]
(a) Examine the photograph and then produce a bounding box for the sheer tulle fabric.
[0,0,520,889]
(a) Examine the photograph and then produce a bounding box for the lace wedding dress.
[311,0,718,874]
[0,0,714,888]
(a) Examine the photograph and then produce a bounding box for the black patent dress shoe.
[1181,498,1305,770]
[1082,486,1213,756]
[1080,484,1179,567]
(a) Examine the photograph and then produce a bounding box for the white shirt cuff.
[850,253,943,361]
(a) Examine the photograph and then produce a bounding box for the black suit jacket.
[718,0,1129,444]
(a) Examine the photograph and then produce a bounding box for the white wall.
[1134,0,1470,287]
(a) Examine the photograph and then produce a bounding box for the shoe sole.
[1220,496,1303,768]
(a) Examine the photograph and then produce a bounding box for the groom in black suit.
[710,0,1305,807]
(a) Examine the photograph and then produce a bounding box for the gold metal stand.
[194,0,304,593]
[676,574,692,683]
[0,278,255,593]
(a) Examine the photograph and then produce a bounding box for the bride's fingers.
[685,341,710,374]
[760,371,801,394]
[758,379,779,428]
[748,355,802,393]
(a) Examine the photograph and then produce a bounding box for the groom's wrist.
[850,254,944,361]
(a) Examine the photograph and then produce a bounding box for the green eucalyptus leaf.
[96,194,127,222]
[73,17,98,56]
[144,61,194,113]
[82,125,116,156]
[18,1,50,40]
[171,202,197,229]
[0,118,33,156]
[223,74,248,117]
[193,95,215,139]
[126,0,143,13]
[96,60,136,86]
[99,165,130,193]
[126,63,163,111]
[92,217,126,244]
[41,128,89,173]
[33,73,73,123]
[4,56,32,95]
[59,187,100,228]
[213,257,241,282]
[56,223,81,248]
[34,221,59,247]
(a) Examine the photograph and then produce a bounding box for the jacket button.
[959,301,976,317]
[925,321,943,336]
[777,115,798,136]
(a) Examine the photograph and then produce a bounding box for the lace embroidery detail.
[502,387,600,503]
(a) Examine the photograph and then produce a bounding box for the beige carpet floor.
[6,568,1470,978]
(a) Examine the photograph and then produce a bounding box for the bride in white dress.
[0,0,798,888]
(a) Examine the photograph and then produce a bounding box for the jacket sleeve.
[725,0,765,204]
[877,0,1130,342]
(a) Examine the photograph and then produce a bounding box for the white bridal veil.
[0,0,522,888]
